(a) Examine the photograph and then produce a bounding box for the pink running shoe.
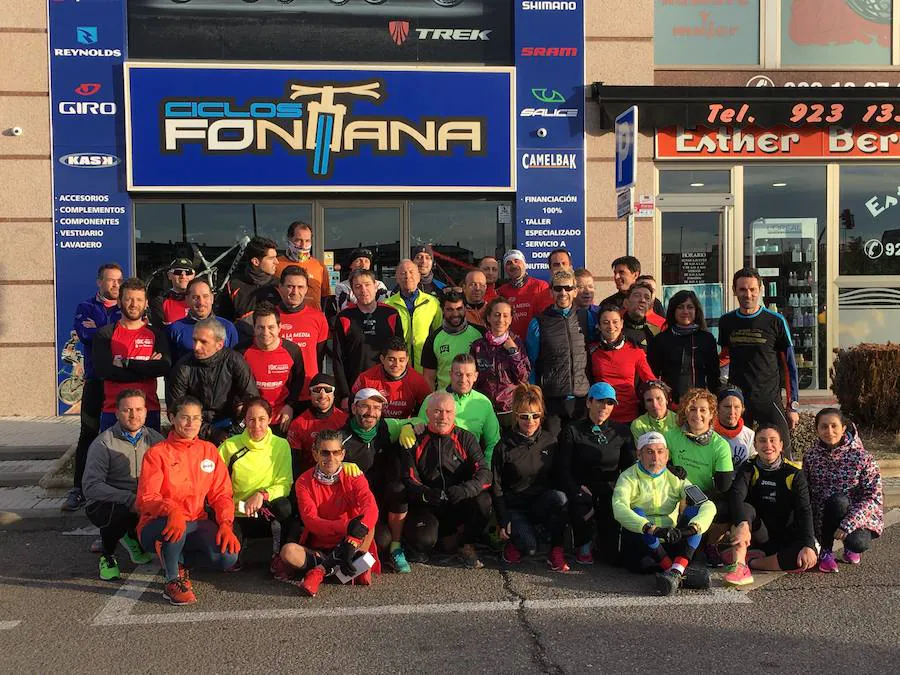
[818,550,838,573]
[502,542,522,564]
[723,562,754,587]
[546,546,570,572]
[842,550,861,565]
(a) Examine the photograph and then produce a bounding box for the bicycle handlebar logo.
[161,80,486,179]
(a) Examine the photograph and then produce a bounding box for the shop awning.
[591,83,900,130]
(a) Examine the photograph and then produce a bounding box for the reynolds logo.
[59,153,120,168]
[162,80,485,179]
[75,83,102,96]
[76,26,98,45]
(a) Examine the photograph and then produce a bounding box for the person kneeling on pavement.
[612,432,716,596]
[723,425,817,586]
[402,391,493,570]
[492,384,569,572]
[82,388,164,580]
[218,397,295,573]
[276,429,380,597]
[135,396,241,606]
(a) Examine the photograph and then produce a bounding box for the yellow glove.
[342,462,363,478]
[399,424,417,450]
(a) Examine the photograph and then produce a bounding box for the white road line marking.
[92,572,157,626]
[526,588,751,609]
[0,620,22,630]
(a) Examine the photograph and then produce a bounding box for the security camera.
[536,128,548,138]
[9,127,23,137]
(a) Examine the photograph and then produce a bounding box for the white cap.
[354,388,387,404]
[637,431,667,450]
[503,249,526,265]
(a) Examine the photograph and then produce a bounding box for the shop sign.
[126,64,514,191]
[657,126,900,159]
[656,70,900,88]
[634,194,655,218]
[50,0,133,415]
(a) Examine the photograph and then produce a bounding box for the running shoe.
[270,553,294,582]
[120,534,152,565]
[389,546,412,574]
[574,548,594,566]
[458,545,484,570]
[163,577,196,606]
[299,567,325,597]
[704,543,724,568]
[546,546,570,572]
[818,550,838,573]
[654,569,682,596]
[681,565,711,590]
[842,550,861,565]
[502,542,522,564]
[60,488,85,512]
[98,554,120,581]
[723,562,755,587]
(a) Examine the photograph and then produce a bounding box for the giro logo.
[520,46,578,57]
[58,153,120,168]
[75,83,102,96]
[76,26,98,45]
[58,101,117,115]
[389,21,410,46]
[532,88,565,103]
[162,80,486,179]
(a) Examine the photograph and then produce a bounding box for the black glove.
[334,539,360,577]
[445,485,467,504]
[346,514,368,540]
[679,525,699,539]
[423,487,445,505]
[574,490,593,506]
[667,462,687,480]
[654,527,682,545]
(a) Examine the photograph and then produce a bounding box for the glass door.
[659,209,726,338]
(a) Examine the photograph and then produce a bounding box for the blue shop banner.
[514,0,585,279]
[125,64,515,192]
[50,0,132,415]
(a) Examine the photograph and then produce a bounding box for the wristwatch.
[787,401,800,413]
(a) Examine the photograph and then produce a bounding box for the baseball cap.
[411,245,432,257]
[637,431,667,450]
[588,381,617,403]
[348,248,373,264]
[168,257,195,273]
[354,387,387,404]
[503,249,526,265]
[310,373,336,389]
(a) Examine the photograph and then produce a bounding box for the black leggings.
[74,378,104,490]
[232,497,294,552]
[569,489,619,561]
[821,494,874,554]
[741,504,808,571]
[403,492,492,555]
[85,501,140,556]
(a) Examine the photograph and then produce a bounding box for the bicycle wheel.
[58,377,84,406]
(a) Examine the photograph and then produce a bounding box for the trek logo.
[76,26,98,45]
[521,1,577,9]
[389,21,410,46]
[520,108,577,117]
[531,88,565,103]
[58,153,120,168]
[388,22,492,45]
[521,153,577,169]
[162,81,486,179]
[75,83,101,96]
[520,47,578,57]
[58,101,117,115]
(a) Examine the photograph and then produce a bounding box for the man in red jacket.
[277,428,380,597]
[136,396,240,606]
[496,249,551,339]
[352,336,431,419]
[287,374,349,477]
[149,257,194,327]
[278,265,329,404]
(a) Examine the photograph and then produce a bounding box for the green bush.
[830,343,900,431]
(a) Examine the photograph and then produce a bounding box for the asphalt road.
[1,518,898,674]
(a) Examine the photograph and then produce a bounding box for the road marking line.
[0,620,22,630]
[525,588,751,609]
[92,572,157,626]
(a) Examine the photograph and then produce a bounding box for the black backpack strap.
[227,447,250,475]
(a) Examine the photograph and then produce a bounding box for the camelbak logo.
[162,80,486,179]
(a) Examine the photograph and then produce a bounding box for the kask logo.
[531,88,565,103]
[76,26,98,45]
[389,21,410,46]
[75,83,101,96]
[162,80,485,180]
[58,153,120,168]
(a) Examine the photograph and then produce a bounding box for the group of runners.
[69,223,885,604]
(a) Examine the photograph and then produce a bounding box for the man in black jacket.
[167,317,259,444]
[216,236,281,345]
[402,392,492,569]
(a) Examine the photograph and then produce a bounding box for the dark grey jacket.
[82,422,164,507]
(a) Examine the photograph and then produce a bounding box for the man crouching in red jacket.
[276,428,380,597]
[136,396,240,606]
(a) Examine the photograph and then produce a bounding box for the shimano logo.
[521,1,577,9]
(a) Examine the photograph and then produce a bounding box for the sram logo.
[520,46,578,57]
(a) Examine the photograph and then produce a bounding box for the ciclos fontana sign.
[163,81,485,179]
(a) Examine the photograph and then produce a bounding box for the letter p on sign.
[614,106,638,191]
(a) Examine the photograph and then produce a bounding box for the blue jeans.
[506,489,568,553]
[100,410,160,433]
[139,518,238,581]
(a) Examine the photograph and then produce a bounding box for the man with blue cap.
[554,381,635,565]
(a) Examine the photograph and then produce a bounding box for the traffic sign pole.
[614,106,638,257]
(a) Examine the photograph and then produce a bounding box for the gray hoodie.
[82,422,164,507]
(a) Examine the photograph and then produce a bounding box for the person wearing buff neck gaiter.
[411,245,448,298]
[713,386,756,469]
[421,290,485,391]
[216,235,281,345]
[287,374,348,478]
[275,221,332,311]
[496,249,551,339]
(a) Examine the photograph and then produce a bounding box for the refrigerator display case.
[751,218,819,390]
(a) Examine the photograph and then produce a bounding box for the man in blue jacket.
[64,263,124,512]
[167,277,239,363]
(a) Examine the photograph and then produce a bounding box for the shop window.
[134,203,184,281]
[322,206,402,289]
[654,0,761,65]
[744,166,827,389]
[840,165,900,276]
[254,204,314,249]
[409,200,512,288]
[658,170,731,194]
[781,0,891,65]
[838,286,900,346]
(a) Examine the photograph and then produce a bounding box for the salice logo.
[76,26,98,45]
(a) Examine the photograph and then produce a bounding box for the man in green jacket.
[385,260,442,374]
[421,290,484,391]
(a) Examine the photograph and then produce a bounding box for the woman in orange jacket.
[136,396,240,606]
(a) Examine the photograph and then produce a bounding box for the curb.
[38,442,76,490]
[0,509,87,532]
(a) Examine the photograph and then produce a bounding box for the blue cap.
[588,382,617,403]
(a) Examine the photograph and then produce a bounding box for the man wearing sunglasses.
[287,374,349,477]
[525,268,591,435]
[150,257,195,328]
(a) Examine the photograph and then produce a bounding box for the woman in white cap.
[612,430,715,596]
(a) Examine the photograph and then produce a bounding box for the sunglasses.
[171,269,194,276]
[552,285,575,292]
[318,449,343,457]
[310,386,336,394]
[517,412,542,421]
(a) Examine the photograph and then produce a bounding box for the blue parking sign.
[615,106,638,191]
